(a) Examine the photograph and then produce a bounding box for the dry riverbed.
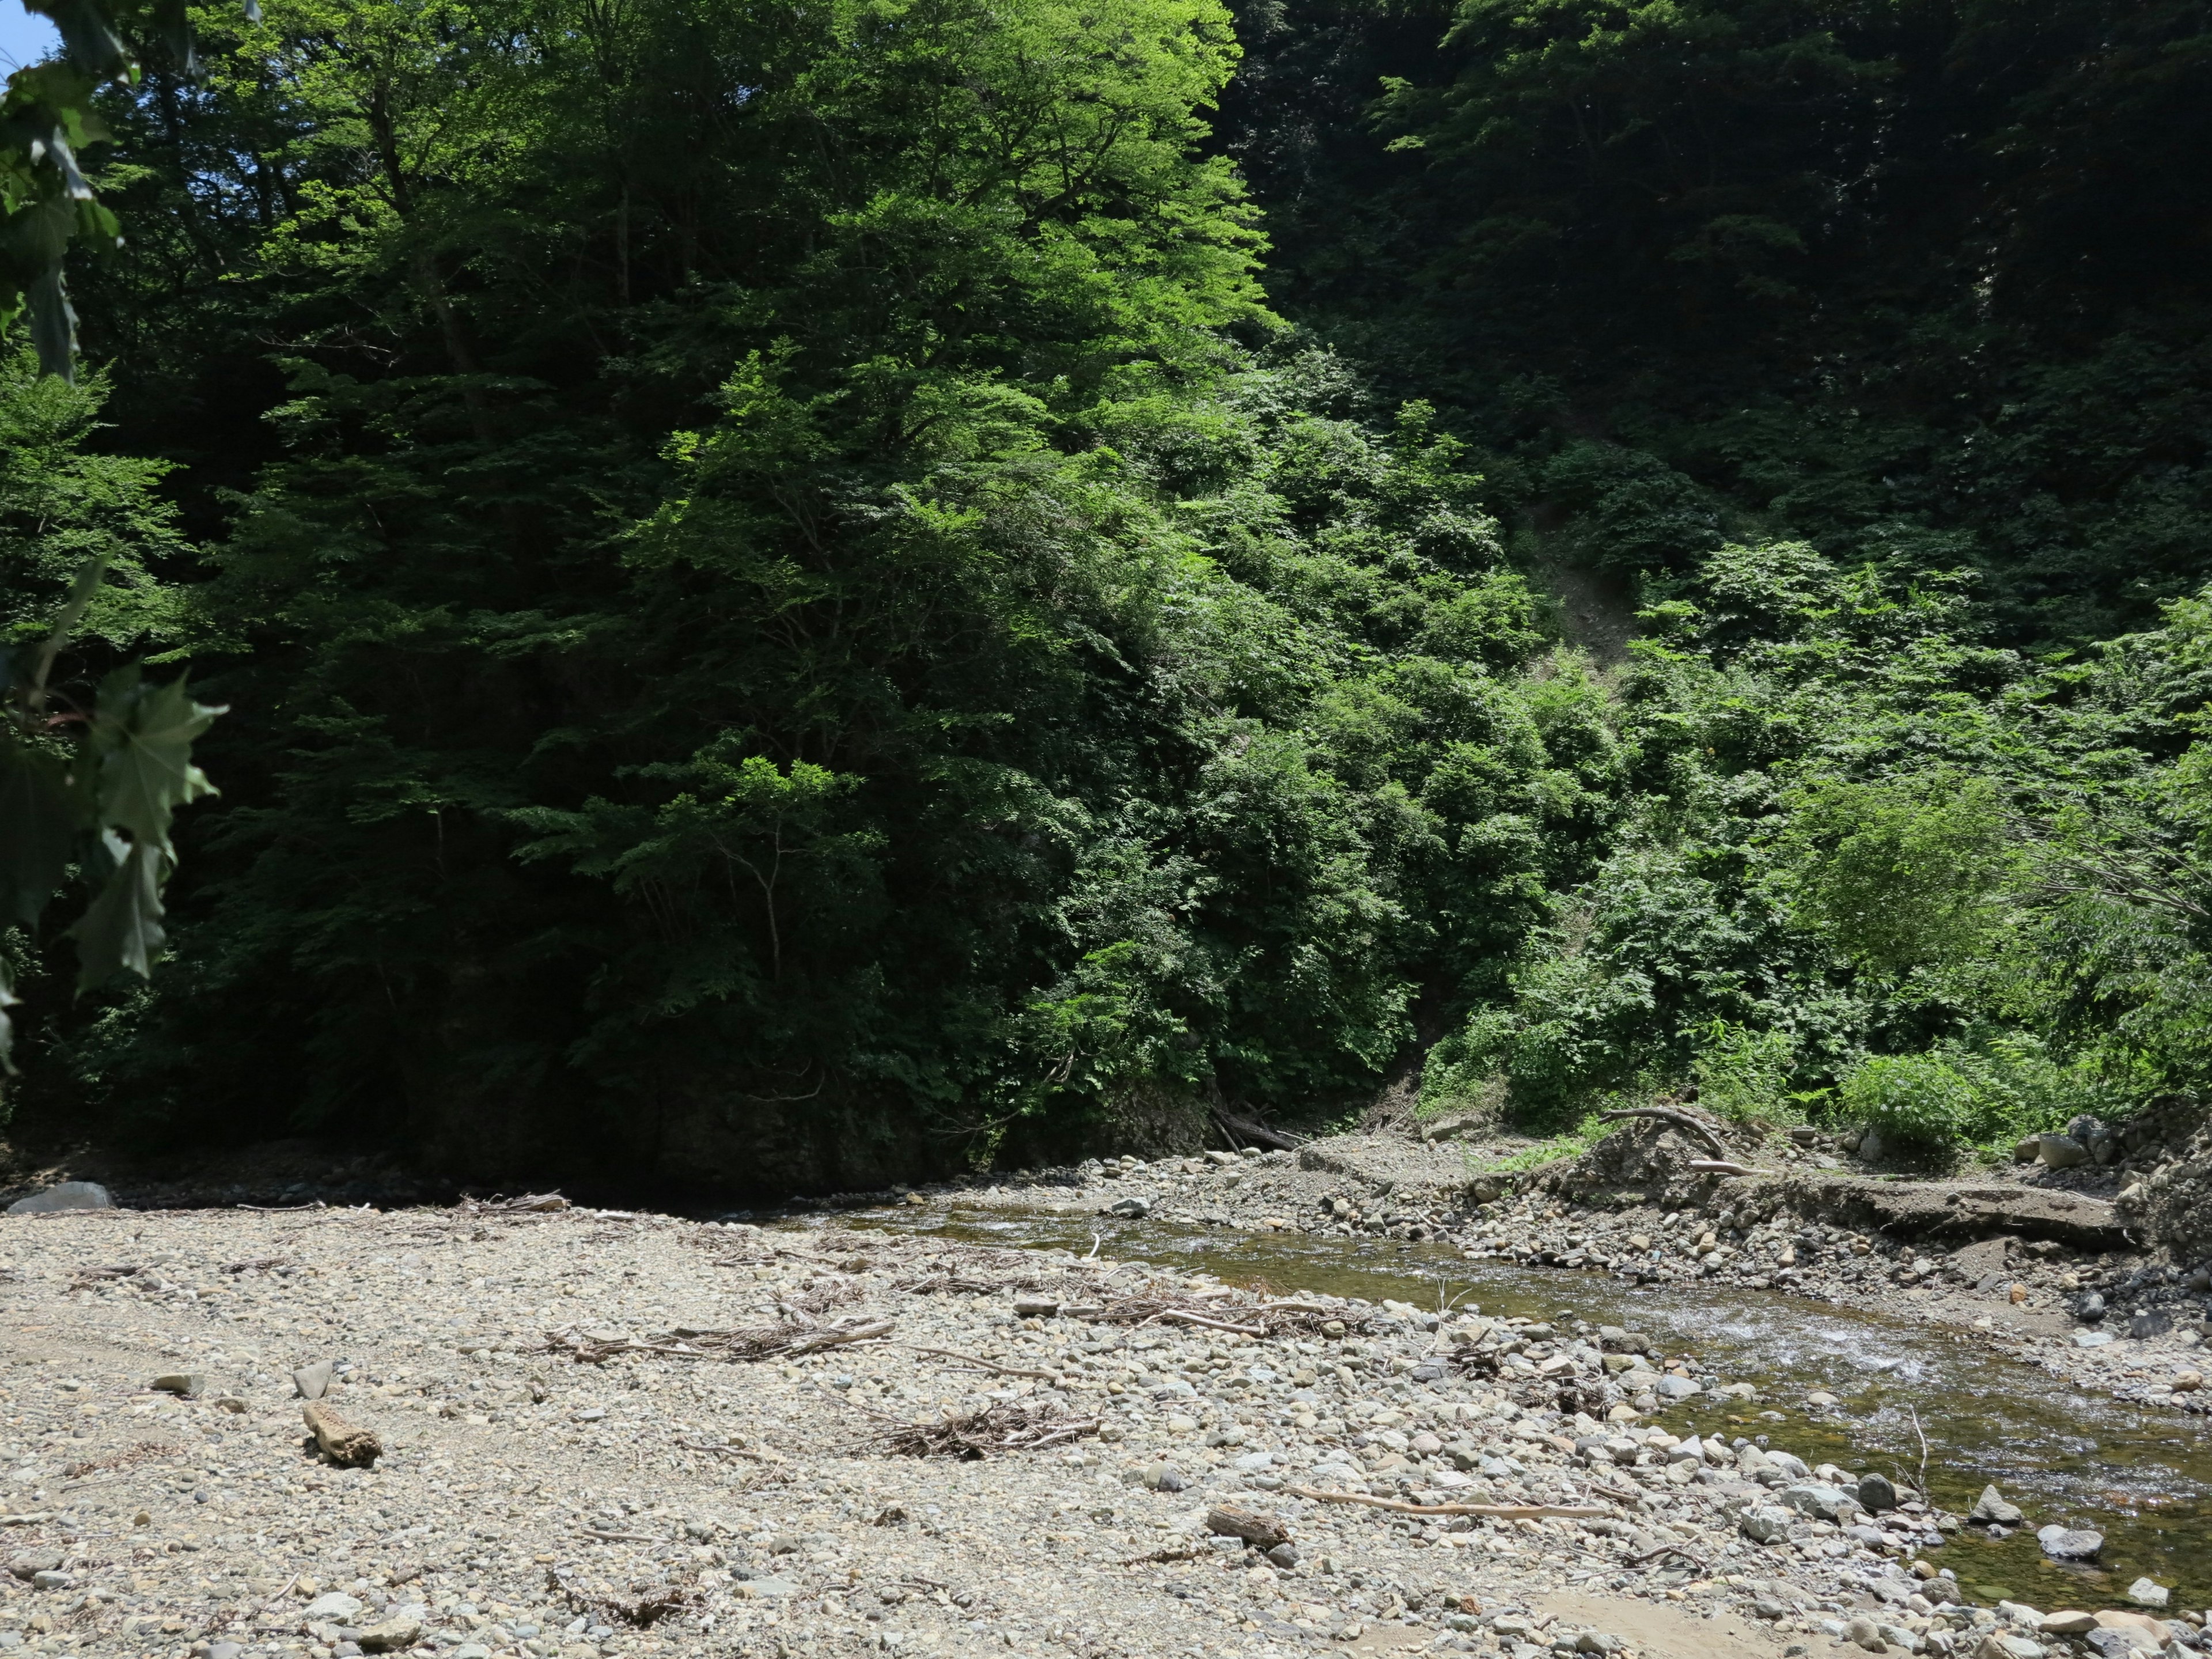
[1,1199,2205,1659]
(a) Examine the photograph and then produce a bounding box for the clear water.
[803,1199,2212,1611]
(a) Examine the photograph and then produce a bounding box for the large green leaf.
[90,669,225,858]
[66,833,166,991]
[0,741,83,929]
[0,962,17,1075]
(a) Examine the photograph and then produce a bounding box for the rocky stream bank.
[2,1158,2205,1659]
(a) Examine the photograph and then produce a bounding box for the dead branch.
[547,1566,697,1628]
[1598,1108,1729,1158]
[1150,1309,1266,1338]
[672,1436,782,1464]
[302,1400,381,1468]
[1088,1293,1367,1340]
[1285,1487,1607,1519]
[1628,1542,1708,1569]
[1211,1103,1301,1152]
[868,1400,1100,1460]
[904,1345,1060,1382]
[533,1316,891,1365]
[1686,1159,1768,1177]
[462,1191,571,1213]
[1206,1505,1291,1550]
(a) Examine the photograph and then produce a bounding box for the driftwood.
[905,1345,1061,1382]
[1206,1505,1291,1550]
[1598,1107,1730,1157]
[1628,1541,1709,1569]
[1154,1309,1267,1337]
[1210,1103,1300,1152]
[1123,1546,1212,1566]
[537,1315,891,1365]
[302,1400,382,1468]
[462,1191,571,1213]
[1285,1486,1607,1520]
[1089,1293,1368,1340]
[1687,1158,1768,1178]
[869,1400,1101,1459]
[547,1566,696,1628]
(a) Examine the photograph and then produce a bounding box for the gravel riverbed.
[0,1198,2204,1659]
[915,1136,2212,1415]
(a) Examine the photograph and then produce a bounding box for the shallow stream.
[809,1199,2212,1612]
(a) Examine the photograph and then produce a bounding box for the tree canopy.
[1,0,2207,1188]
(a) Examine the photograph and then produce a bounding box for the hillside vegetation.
[2,0,2208,1192]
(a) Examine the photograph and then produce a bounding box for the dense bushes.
[2,0,2207,1183]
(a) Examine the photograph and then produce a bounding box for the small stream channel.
[798,1199,2212,1613]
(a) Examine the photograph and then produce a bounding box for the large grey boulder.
[6,1181,113,1215]
[2037,1135,2090,1170]
[2036,1524,2104,1559]
[1970,1484,2024,1525]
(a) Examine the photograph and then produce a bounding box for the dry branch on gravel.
[1286,1486,1607,1519]
[460,1191,572,1213]
[302,1400,382,1468]
[1205,1505,1291,1550]
[1086,1293,1368,1339]
[547,1566,697,1628]
[869,1400,1100,1460]
[535,1315,891,1365]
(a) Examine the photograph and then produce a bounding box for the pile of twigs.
[461,1191,572,1213]
[1087,1291,1369,1340]
[547,1566,697,1628]
[535,1314,892,1365]
[869,1399,1101,1460]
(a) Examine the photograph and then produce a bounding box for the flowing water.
[797,1199,2212,1611]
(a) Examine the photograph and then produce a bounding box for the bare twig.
[1628,1542,1708,1570]
[533,1316,892,1365]
[1148,1309,1267,1338]
[869,1400,1100,1459]
[904,1346,1060,1382]
[1908,1404,1930,1498]
[1285,1487,1608,1519]
[547,1566,696,1628]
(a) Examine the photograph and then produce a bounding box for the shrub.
[1691,1019,1795,1124]
[1840,1053,1977,1146]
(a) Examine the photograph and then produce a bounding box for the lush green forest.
[2,0,2209,1194]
